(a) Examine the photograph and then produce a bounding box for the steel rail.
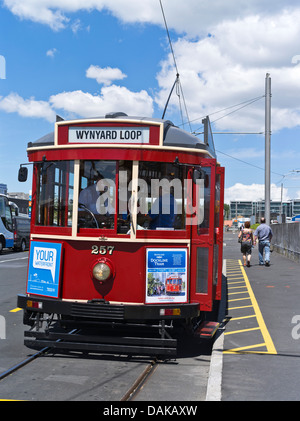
[0,329,78,382]
[120,358,158,401]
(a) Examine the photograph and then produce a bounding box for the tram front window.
[78,160,116,229]
[35,161,74,227]
[78,160,132,233]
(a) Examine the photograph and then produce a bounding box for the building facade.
[229,200,298,220]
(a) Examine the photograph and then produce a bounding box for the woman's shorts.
[241,242,252,254]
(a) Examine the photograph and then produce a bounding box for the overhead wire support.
[162,73,179,119]
[159,0,179,75]
[159,0,192,130]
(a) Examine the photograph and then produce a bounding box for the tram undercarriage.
[18,295,211,357]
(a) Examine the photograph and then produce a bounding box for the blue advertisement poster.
[146,248,187,304]
[27,241,63,298]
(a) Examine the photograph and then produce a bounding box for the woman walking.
[238,221,254,267]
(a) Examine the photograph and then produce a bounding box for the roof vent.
[105,112,128,119]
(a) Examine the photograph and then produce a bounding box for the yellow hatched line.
[227,277,244,280]
[228,297,251,302]
[224,343,266,354]
[228,285,247,290]
[228,305,253,310]
[228,291,249,296]
[224,327,260,335]
[228,280,245,285]
[238,260,277,354]
[230,315,256,321]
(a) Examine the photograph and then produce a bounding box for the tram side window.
[137,162,186,230]
[35,161,74,227]
[197,167,211,234]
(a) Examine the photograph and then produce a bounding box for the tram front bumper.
[17,294,200,321]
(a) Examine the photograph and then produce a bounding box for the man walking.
[254,217,273,266]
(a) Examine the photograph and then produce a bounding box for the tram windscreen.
[78,160,132,233]
[34,159,206,233]
[35,161,74,227]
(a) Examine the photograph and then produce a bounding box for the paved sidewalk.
[220,231,300,401]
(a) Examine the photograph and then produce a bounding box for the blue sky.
[1,0,300,204]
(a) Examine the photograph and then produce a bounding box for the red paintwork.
[26,119,225,312]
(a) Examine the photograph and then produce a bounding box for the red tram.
[165,275,183,295]
[17,112,224,357]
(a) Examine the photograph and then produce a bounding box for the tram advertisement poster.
[146,248,187,304]
[27,241,63,298]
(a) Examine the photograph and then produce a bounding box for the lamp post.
[265,73,271,226]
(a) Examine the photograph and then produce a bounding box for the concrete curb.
[205,258,227,401]
[205,331,224,401]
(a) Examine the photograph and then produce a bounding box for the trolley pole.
[265,73,271,225]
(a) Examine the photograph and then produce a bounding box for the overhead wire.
[158,1,277,181]
[190,95,265,134]
[216,149,284,177]
[159,0,192,131]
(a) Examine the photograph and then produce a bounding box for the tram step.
[194,321,220,339]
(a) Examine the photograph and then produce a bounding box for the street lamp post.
[265,73,271,226]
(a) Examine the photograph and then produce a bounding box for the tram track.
[120,358,158,401]
[0,328,79,383]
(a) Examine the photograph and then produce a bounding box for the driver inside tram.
[78,162,115,229]
[79,172,114,216]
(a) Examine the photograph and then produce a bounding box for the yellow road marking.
[228,280,245,285]
[230,315,256,321]
[225,327,261,335]
[238,261,277,354]
[9,308,22,313]
[228,291,249,296]
[228,297,251,302]
[224,343,266,354]
[228,305,253,310]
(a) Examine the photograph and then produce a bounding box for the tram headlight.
[92,261,112,282]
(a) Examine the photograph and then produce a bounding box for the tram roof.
[28,113,216,158]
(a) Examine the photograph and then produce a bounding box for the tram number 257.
[91,245,115,255]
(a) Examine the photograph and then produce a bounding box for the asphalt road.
[221,231,300,401]
[0,249,214,402]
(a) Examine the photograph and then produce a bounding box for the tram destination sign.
[68,126,150,144]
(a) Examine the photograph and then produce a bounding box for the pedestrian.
[238,221,254,267]
[254,217,273,266]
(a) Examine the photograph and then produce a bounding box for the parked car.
[13,216,30,252]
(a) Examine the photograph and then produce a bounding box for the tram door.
[189,163,223,311]
[215,166,225,300]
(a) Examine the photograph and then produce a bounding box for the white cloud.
[155,11,300,132]
[3,1,300,133]
[49,86,153,118]
[225,183,290,204]
[0,64,153,121]
[0,92,55,122]
[86,66,127,86]
[3,1,299,34]
[46,48,57,58]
